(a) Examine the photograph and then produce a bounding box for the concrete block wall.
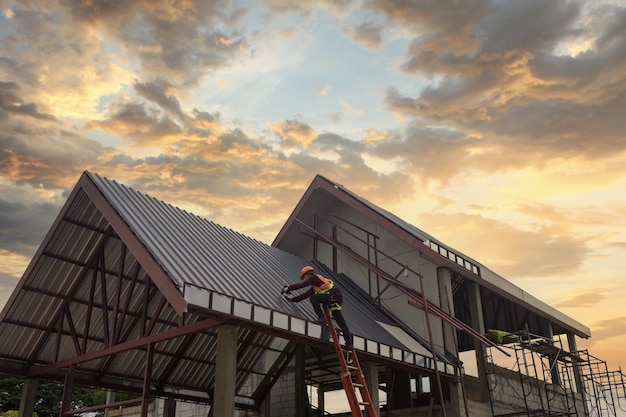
[169,400,210,417]
[266,368,297,416]
[106,397,259,417]
[465,399,492,417]
[489,372,582,416]
[102,363,298,417]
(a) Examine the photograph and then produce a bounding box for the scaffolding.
[485,331,626,417]
[574,350,626,417]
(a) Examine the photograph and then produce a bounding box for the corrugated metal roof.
[90,172,445,365]
[0,171,451,405]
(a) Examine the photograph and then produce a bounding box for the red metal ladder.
[323,307,377,417]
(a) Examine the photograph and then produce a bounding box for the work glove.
[281,285,293,301]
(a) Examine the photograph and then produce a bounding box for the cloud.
[3,1,248,93]
[271,118,317,147]
[415,211,591,278]
[134,79,186,120]
[377,0,626,165]
[262,0,354,15]
[361,124,488,184]
[0,82,56,121]
[90,101,183,144]
[0,5,135,119]
[0,200,60,256]
[365,0,490,57]
[329,101,364,124]
[587,316,626,342]
[0,110,112,191]
[317,85,330,95]
[553,289,607,309]
[0,271,22,311]
[349,20,384,48]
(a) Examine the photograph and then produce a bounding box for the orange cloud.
[271,118,317,147]
[553,289,607,309]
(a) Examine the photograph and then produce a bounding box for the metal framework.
[575,350,626,417]
[19,237,231,414]
[485,331,626,417]
[301,210,514,415]
[3,172,601,417]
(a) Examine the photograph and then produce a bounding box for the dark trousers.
[310,293,353,346]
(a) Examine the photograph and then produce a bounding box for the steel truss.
[22,231,233,416]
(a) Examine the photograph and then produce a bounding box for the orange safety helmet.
[300,265,314,279]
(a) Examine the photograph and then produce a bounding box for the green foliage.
[0,376,107,417]
[0,410,37,417]
[0,377,23,412]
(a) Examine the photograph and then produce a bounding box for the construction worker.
[283,266,354,350]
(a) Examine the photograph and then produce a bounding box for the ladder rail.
[324,307,377,417]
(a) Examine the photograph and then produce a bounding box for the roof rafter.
[28,316,223,378]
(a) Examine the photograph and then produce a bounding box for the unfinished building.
[0,172,624,417]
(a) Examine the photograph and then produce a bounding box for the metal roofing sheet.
[87,172,443,361]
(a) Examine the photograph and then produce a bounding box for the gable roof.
[274,174,590,339]
[0,171,454,403]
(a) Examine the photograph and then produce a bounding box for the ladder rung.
[324,306,376,415]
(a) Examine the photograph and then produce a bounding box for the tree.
[0,376,106,417]
[0,409,37,417]
[0,377,23,412]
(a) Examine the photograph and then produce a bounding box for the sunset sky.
[1,0,625,383]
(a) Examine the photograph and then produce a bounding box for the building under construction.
[0,172,624,417]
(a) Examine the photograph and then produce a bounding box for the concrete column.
[19,379,38,417]
[295,345,308,416]
[542,321,561,386]
[260,390,271,417]
[362,361,380,417]
[449,381,465,417]
[437,268,457,355]
[438,266,467,417]
[214,324,238,417]
[317,385,325,415]
[567,333,585,395]
[388,368,412,410]
[468,281,489,401]
[104,391,116,417]
[163,398,176,417]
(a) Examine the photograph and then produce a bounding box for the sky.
[1,0,625,403]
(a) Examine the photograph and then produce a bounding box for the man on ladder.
[283,266,377,417]
[283,265,353,350]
